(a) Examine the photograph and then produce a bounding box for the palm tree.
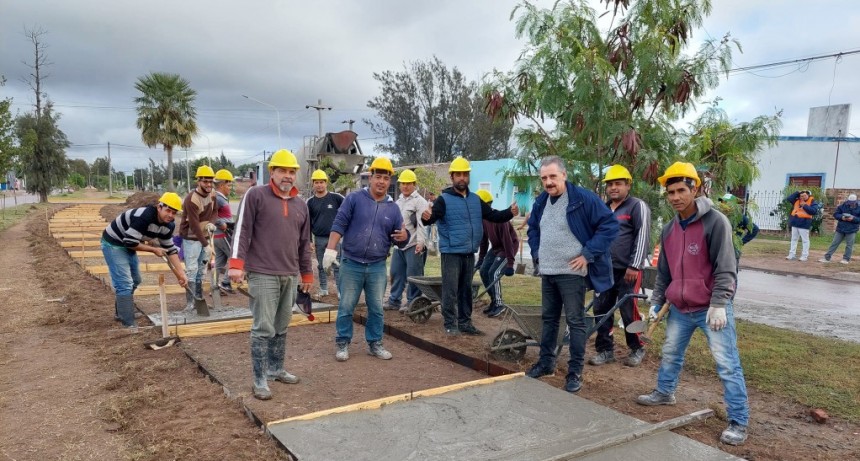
[134,72,198,192]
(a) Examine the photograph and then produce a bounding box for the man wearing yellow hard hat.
[474,189,519,318]
[213,169,235,294]
[228,149,314,400]
[179,165,218,312]
[636,161,749,446]
[385,169,429,312]
[101,193,188,331]
[306,169,344,297]
[421,156,518,336]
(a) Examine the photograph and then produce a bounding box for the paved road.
[1,192,40,209]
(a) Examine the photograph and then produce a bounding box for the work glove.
[648,305,661,322]
[706,306,727,331]
[322,248,339,271]
[205,223,217,234]
[503,267,515,277]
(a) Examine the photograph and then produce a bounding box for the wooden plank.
[84,263,172,274]
[53,232,100,239]
[267,372,525,426]
[68,250,104,258]
[59,240,101,248]
[136,283,212,295]
[167,310,334,338]
[86,266,110,275]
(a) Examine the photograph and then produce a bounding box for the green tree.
[15,103,70,201]
[484,0,740,192]
[367,56,513,165]
[0,75,16,178]
[134,72,198,192]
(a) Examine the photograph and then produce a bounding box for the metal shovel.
[515,231,526,275]
[163,256,210,316]
[625,302,669,343]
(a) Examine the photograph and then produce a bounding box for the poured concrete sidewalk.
[269,376,740,461]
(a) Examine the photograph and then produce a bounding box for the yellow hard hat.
[268,149,300,169]
[603,164,633,183]
[657,161,701,187]
[448,156,471,173]
[476,189,493,203]
[398,169,417,183]
[369,157,394,175]
[195,165,215,178]
[158,192,183,212]
[311,169,329,181]
[214,169,234,182]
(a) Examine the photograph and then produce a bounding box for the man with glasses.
[322,157,409,362]
[180,165,217,312]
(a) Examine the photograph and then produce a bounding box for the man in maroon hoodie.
[475,189,519,318]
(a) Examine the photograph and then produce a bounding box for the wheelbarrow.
[403,275,486,324]
[489,293,647,362]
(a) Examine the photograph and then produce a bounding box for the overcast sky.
[2,0,859,173]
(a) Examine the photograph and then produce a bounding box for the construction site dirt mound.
[124,191,161,208]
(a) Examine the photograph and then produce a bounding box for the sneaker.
[636,390,676,406]
[459,324,484,336]
[444,327,460,336]
[398,305,411,314]
[368,341,393,360]
[588,350,616,366]
[335,342,350,362]
[564,374,582,393]
[799,257,808,262]
[382,301,400,311]
[486,304,507,318]
[482,304,495,315]
[123,325,139,335]
[818,257,831,263]
[252,384,272,400]
[624,348,646,367]
[785,255,796,260]
[525,362,555,379]
[219,285,235,295]
[267,370,300,384]
[720,421,748,446]
[840,260,850,265]
[318,289,329,297]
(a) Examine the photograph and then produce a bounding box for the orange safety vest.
[791,197,814,219]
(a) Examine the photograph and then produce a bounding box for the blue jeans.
[335,259,387,344]
[388,247,427,307]
[101,239,141,296]
[656,303,749,426]
[440,253,475,329]
[314,236,340,291]
[247,272,296,339]
[825,231,856,261]
[538,274,587,376]
[182,239,209,292]
[479,255,506,308]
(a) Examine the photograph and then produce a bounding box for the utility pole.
[150,161,156,191]
[342,119,355,130]
[305,99,332,137]
[185,148,191,194]
[107,142,113,197]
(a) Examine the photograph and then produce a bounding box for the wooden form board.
[168,310,334,338]
[60,240,101,248]
[53,232,101,239]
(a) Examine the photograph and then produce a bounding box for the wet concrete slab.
[268,376,740,461]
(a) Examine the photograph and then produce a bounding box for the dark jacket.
[834,199,860,234]
[330,188,407,264]
[527,182,619,292]
[651,197,737,313]
[479,220,519,268]
[607,196,651,271]
[786,191,820,230]
[422,186,513,254]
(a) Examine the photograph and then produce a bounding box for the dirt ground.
[1,205,858,460]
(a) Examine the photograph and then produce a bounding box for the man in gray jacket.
[386,169,428,312]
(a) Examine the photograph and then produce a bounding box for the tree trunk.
[165,145,175,192]
[39,190,47,203]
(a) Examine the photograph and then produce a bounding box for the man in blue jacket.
[524,156,619,394]
[322,157,409,362]
[785,190,820,261]
[421,156,518,336]
[820,193,859,264]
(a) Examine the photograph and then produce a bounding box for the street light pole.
[306,99,332,137]
[342,119,355,130]
[242,94,281,147]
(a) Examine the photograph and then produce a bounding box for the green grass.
[742,233,834,256]
[0,202,49,233]
[417,253,860,422]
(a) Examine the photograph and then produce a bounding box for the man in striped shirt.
[101,193,188,331]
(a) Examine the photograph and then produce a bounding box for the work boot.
[486,304,507,318]
[382,300,400,311]
[564,373,582,393]
[458,323,484,336]
[184,282,197,312]
[624,348,646,367]
[720,421,748,446]
[525,362,555,379]
[267,334,300,384]
[335,341,350,362]
[588,350,616,366]
[367,341,393,360]
[115,294,137,327]
[250,338,271,400]
[482,303,496,315]
[636,390,676,406]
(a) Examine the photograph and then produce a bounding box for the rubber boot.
[267,334,299,384]
[184,281,197,311]
[116,294,136,327]
[251,337,271,400]
[194,279,204,300]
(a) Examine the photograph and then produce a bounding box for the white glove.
[707,306,727,331]
[322,248,339,270]
[205,223,217,234]
[648,305,660,322]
